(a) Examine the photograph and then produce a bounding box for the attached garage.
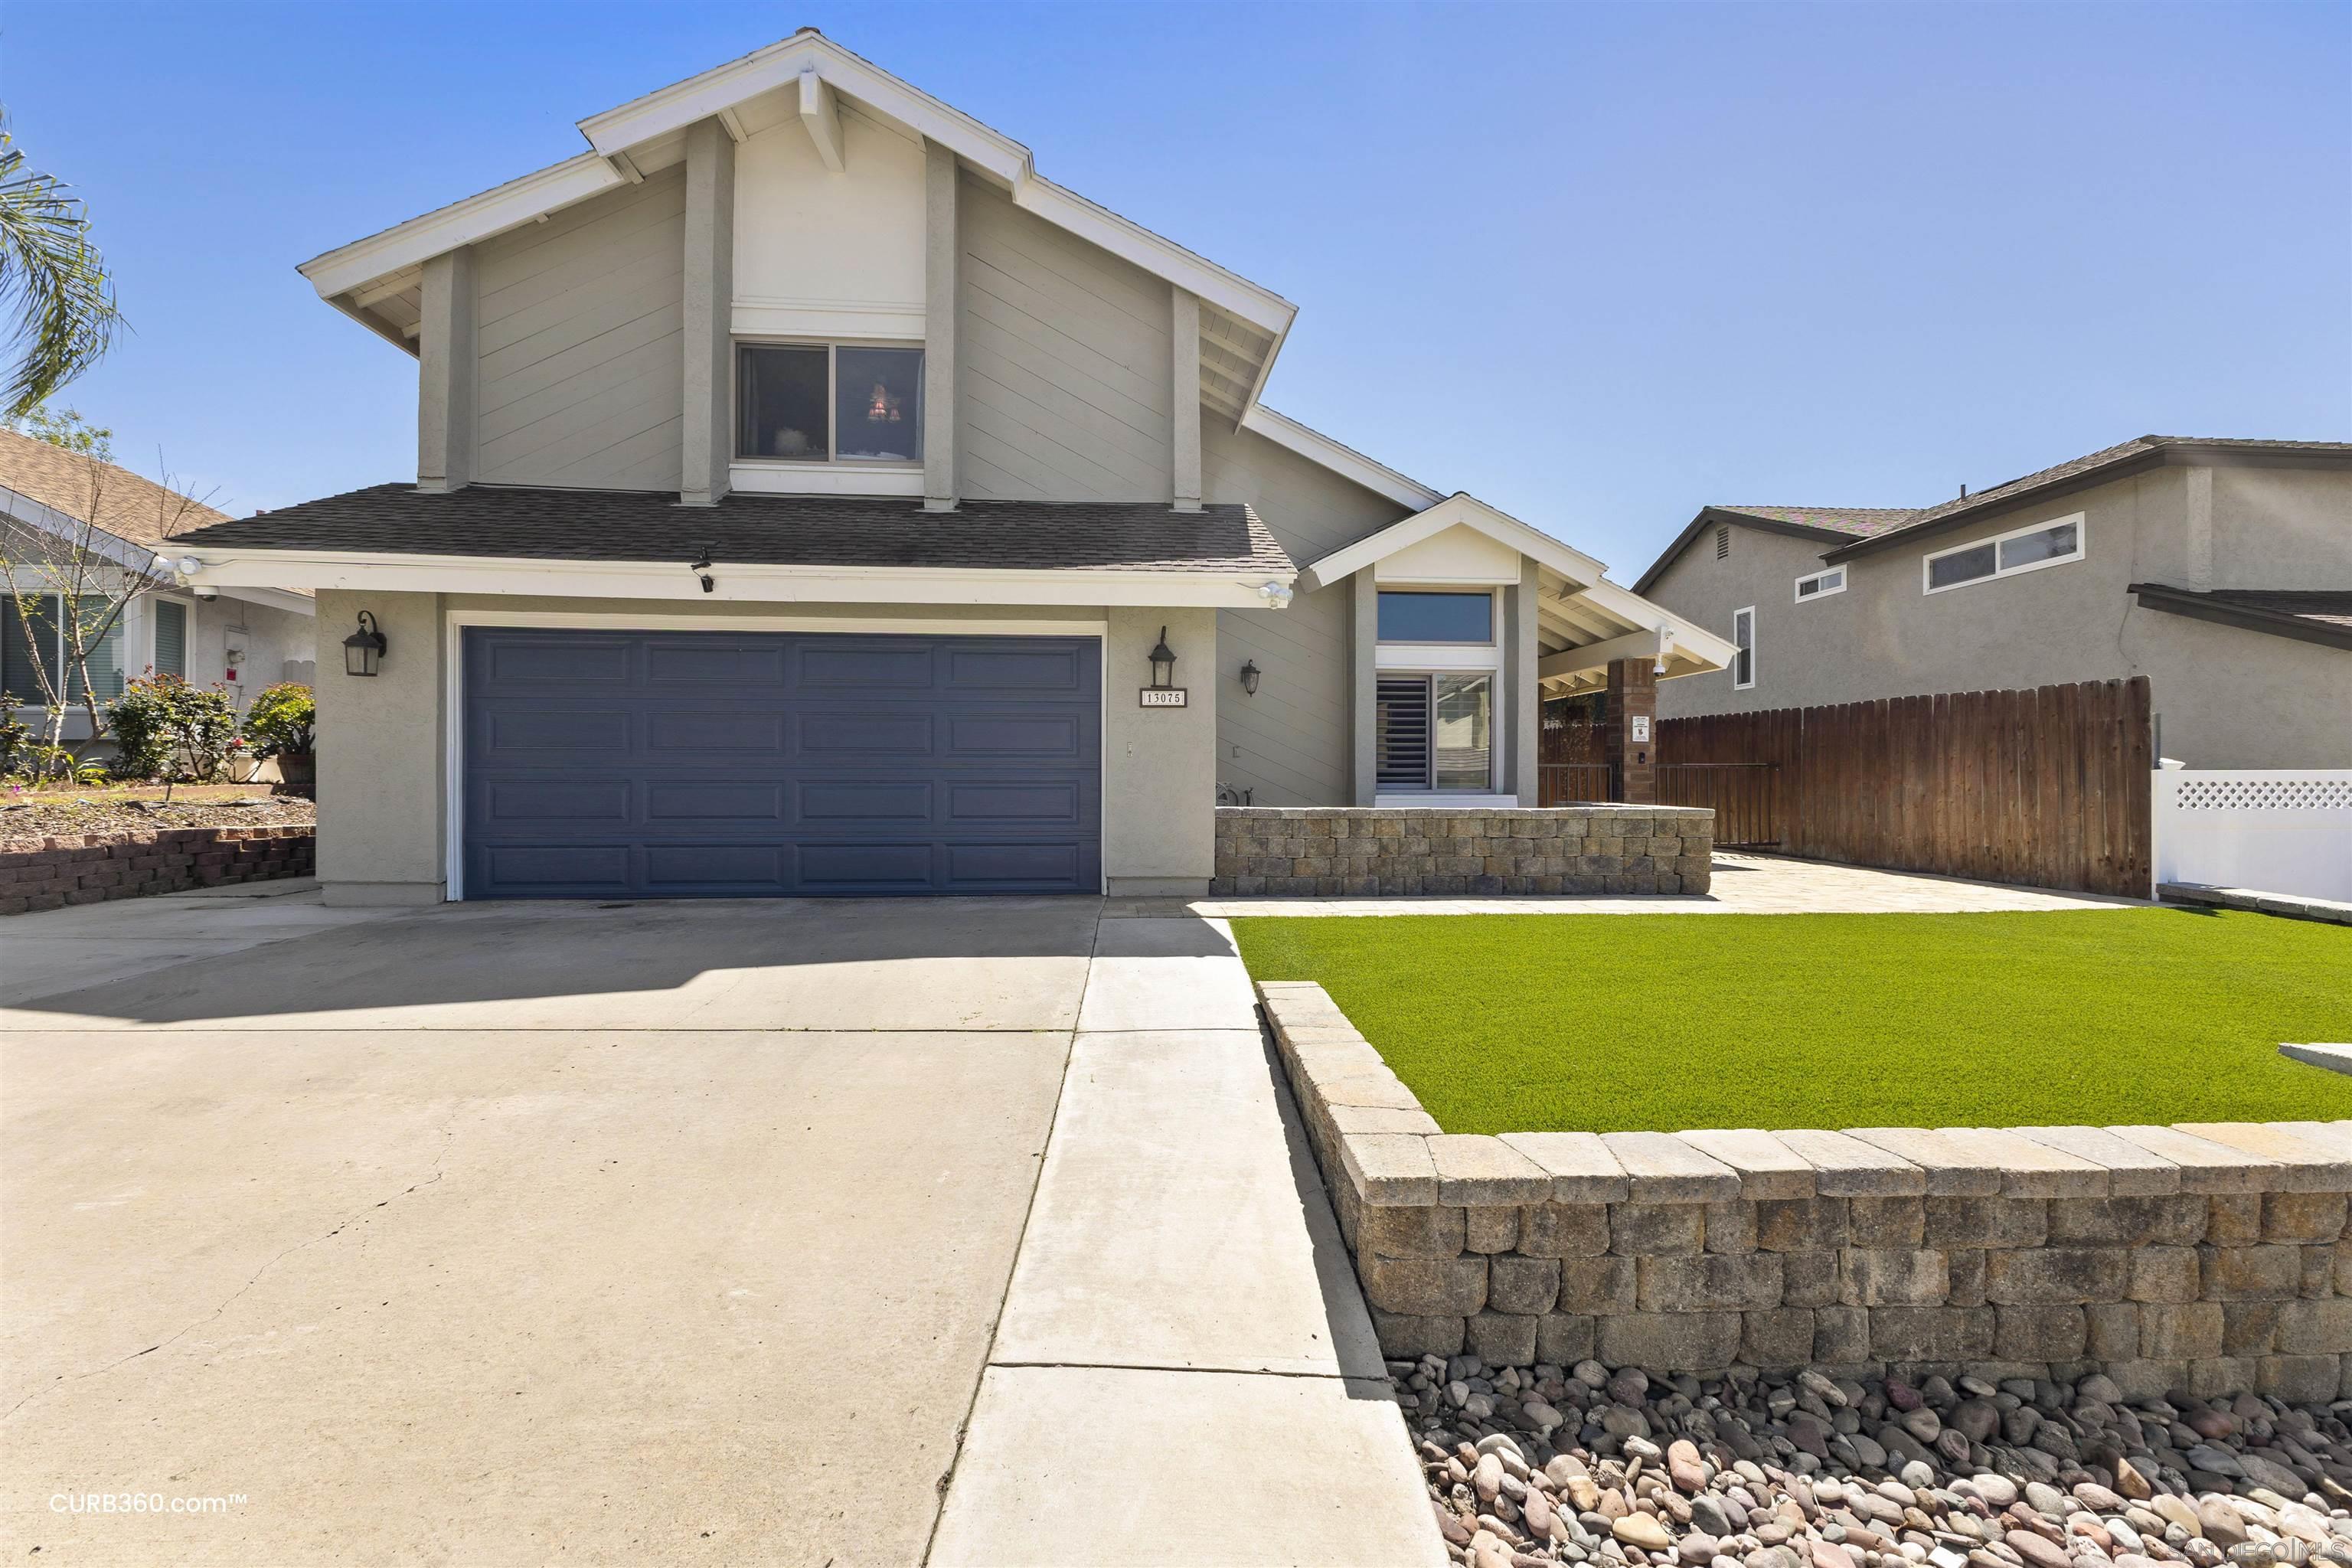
[459,627,1102,897]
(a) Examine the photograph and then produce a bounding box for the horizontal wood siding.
[1206,420,1413,806]
[1658,676,2153,896]
[957,176,1174,502]
[474,172,686,492]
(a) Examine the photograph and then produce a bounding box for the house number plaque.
[1138,688,1189,708]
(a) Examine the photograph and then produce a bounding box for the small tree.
[11,402,112,458]
[241,682,313,757]
[0,444,210,774]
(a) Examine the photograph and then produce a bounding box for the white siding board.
[472,172,685,492]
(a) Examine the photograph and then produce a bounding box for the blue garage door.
[462,628,1101,897]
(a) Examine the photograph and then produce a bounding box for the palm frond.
[0,125,122,419]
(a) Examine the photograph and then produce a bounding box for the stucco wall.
[1648,468,2352,769]
[314,589,446,906]
[1204,420,1413,807]
[309,594,1221,901]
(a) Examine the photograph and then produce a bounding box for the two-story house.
[1633,436,2351,769]
[176,30,1730,904]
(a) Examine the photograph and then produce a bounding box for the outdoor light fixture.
[1146,627,1177,689]
[177,555,202,577]
[1257,580,1293,609]
[342,610,388,677]
[690,547,715,594]
[1240,659,1261,696]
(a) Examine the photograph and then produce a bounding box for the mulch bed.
[0,792,317,850]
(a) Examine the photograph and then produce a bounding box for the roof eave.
[2128,581,2352,653]
[1629,505,1864,596]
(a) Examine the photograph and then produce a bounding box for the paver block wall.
[0,826,315,915]
[1211,805,1713,897]
[1260,982,2352,1400]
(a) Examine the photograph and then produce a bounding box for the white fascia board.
[218,583,316,617]
[297,153,628,299]
[1238,406,1443,512]
[1298,493,1606,593]
[178,547,1293,609]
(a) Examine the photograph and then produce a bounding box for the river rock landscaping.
[1400,1355,2352,1568]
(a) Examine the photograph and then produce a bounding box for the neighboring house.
[0,430,315,743]
[173,30,1730,904]
[1633,436,2352,769]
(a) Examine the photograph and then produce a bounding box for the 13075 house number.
[1138,688,1189,708]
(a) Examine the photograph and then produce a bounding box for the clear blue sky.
[5,1,2345,579]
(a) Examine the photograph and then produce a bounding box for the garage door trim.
[443,610,1109,900]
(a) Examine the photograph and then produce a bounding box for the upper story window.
[1730,605,1755,689]
[1922,512,2083,594]
[737,342,923,465]
[1794,567,1844,602]
[1376,590,1493,644]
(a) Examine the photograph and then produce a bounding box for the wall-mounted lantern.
[1240,659,1261,696]
[1138,626,1187,709]
[342,610,388,678]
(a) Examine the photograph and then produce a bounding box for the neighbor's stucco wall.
[309,595,1223,900]
[1203,419,1413,807]
[472,172,687,492]
[1648,466,2352,767]
[314,589,447,906]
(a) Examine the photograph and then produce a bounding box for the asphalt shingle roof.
[173,484,1295,576]
[0,429,231,549]
[1710,505,1922,538]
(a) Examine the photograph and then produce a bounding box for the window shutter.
[154,599,187,678]
[1375,675,1432,790]
[70,597,125,702]
[0,595,58,703]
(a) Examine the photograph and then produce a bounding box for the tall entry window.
[737,343,924,464]
[1377,672,1494,792]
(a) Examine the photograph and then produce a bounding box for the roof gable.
[1298,493,1606,593]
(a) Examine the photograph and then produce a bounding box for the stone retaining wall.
[1212,805,1713,897]
[1260,981,2352,1401]
[0,826,315,915]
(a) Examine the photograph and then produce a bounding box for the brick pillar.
[1604,658,1657,803]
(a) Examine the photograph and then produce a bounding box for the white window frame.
[731,337,925,472]
[1921,511,2086,596]
[1374,587,1498,647]
[1373,668,1498,795]
[1793,567,1845,603]
[1730,605,1755,690]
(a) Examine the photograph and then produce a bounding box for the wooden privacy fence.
[1538,763,1615,805]
[1656,764,1780,848]
[1657,677,2153,897]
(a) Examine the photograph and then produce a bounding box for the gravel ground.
[0,792,315,848]
[1394,1357,2351,1568]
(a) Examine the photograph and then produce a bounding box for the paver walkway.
[1118,851,2147,919]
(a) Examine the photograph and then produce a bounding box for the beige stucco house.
[1634,437,2351,769]
[0,430,315,744]
[174,31,1728,904]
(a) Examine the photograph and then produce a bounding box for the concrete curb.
[2161,881,2352,925]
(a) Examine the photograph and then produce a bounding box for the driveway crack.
[2,1100,467,1425]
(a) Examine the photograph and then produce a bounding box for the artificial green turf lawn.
[1228,908,2352,1133]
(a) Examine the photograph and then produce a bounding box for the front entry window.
[1377,671,1494,792]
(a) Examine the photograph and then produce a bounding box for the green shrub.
[106,675,239,782]
[242,682,315,758]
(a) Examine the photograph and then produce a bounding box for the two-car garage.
[459,628,1102,897]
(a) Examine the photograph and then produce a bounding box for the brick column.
[1603,658,1656,803]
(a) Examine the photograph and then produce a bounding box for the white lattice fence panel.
[2154,769,2352,903]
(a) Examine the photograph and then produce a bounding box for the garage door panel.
[461,628,1100,897]
[946,645,1089,692]
[799,712,936,756]
[646,781,789,822]
[799,643,938,688]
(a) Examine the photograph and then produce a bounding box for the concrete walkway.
[1128,851,2149,919]
[929,910,1440,1566]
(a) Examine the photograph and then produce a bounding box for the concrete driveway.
[2,884,1436,1567]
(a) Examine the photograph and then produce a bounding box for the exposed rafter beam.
[797,69,844,171]
[350,272,416,309]
[1537,626,1668,682]
[609,149,646,185]
[716,105,749,145]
